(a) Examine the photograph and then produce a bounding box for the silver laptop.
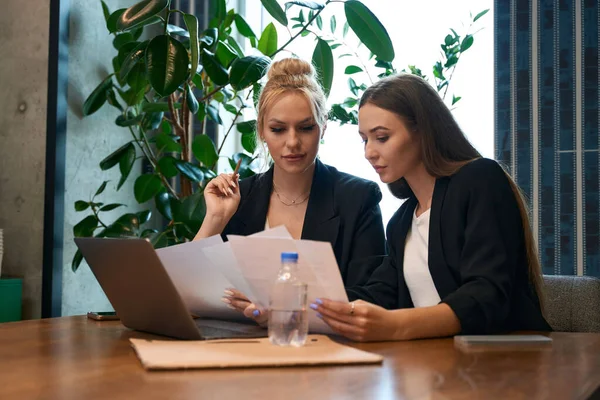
[74,237,267,340]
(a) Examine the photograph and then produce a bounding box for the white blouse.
[402,208,441,307]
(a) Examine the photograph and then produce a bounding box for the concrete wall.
[61,0,151,316]
[0,1,50,319]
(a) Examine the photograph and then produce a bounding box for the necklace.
[272,182,310,206]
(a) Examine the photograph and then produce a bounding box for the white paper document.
[157,227,349,334]
[157,235,245,321]
[225,235,348,334]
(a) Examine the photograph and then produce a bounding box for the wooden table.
[1,317,600,400]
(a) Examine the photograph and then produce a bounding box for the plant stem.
[216,106,243,157]
[128,126,179,200]
[91,205,109,229]
[198,86,224,103]
[270,1,330,58]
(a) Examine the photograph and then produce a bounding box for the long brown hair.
[359,73,545,312]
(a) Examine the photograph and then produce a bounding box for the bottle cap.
[281,252,298,262]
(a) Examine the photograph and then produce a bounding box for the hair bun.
[267,58,314,79]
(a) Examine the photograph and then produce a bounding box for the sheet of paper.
[156,235,245,321]
[227,236,348,334]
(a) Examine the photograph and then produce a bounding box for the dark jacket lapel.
[429,177,459,299]
[301,160,340,249]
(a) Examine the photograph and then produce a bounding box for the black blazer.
[348,158,551,334]
[223,159,386,287]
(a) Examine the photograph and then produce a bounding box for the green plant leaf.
[99,203,126,212]
[155,192,174,220]
[344,65,362,74]
[241,131,257,154]
[229,55,271,91]
[101,0,111,22]
[167,24,189,37]
[131,26,144,41]
[117,143,136,190]
[285,1,324,10]
[330,15,336,33]
[107,8,126,33]
[237,120,256,134]
[223,104,238,114]
[95,181,109,197]
[215,40,238,68]
[312,38,334,97]
[106,89,124,111]
[107,213,141,236]
[473,9,489,22]
[157,155,179,178]
[175,160,205,182]
[146,35,189,97]
[342,21,349,37]
[207,103,222,124]
[201,48,229,85]
[445,54,458,68]
[192,134,219,166]
[316,15,323,30]
[179,191,206,232]
[155,132,182,153]
[186,84,199,114]
[117,0,169,31]
[134,174,163,203]
[142,102,181,113]
[460,34,474,52]
[72,249,84,272]
[344,0,394,62]
[261,0,288,26]
[258,22,278,56]
[452,94,462,105]
[83,75,113,116]
[73,215,98,238]
[142,111,164,131]
[99,141,132,170]
[234,14,256,39]
[213,0,226,20]
[137,210,152,224]
[226,35,245,57]
[200,28,219,51]
[74,200,90,212]
[183,13,200,81]
[113,32,135,50]
[120,41,148,82]
[116,113,144,127]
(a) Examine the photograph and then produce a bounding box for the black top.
[223,159,386,287]
[348,158,551,334]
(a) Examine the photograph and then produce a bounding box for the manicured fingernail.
[227,305,237,310]
[228,188,234,195]
[221,297,232,304]
[315,298,323,305]
[253,309,260,317]
[309,303,318,310]
[316,313,323,319]
[224,290,234,297]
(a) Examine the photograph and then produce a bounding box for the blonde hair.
[256,58,328,140]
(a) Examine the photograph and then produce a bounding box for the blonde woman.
[194,58,386,320]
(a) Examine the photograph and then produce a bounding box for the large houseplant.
[72,0,487,271]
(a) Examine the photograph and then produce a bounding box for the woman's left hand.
[310,299,404,342]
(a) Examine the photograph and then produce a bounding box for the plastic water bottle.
[268,252,308,347]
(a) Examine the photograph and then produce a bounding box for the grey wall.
[0,1,50,319]
[61,0,150,316]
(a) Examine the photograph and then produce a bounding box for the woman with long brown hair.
[311,73,551,341]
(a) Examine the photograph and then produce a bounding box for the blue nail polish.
[253,309,260,317]
[309,303,318,310]
[316,298,323,305]
[316,313,323,319]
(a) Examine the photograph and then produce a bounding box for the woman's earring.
[320,138,325,145]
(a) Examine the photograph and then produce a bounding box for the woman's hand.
[310,299,405,342]
[194,174,240,240]
[222,288,268,327]
[204,173,240,220]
